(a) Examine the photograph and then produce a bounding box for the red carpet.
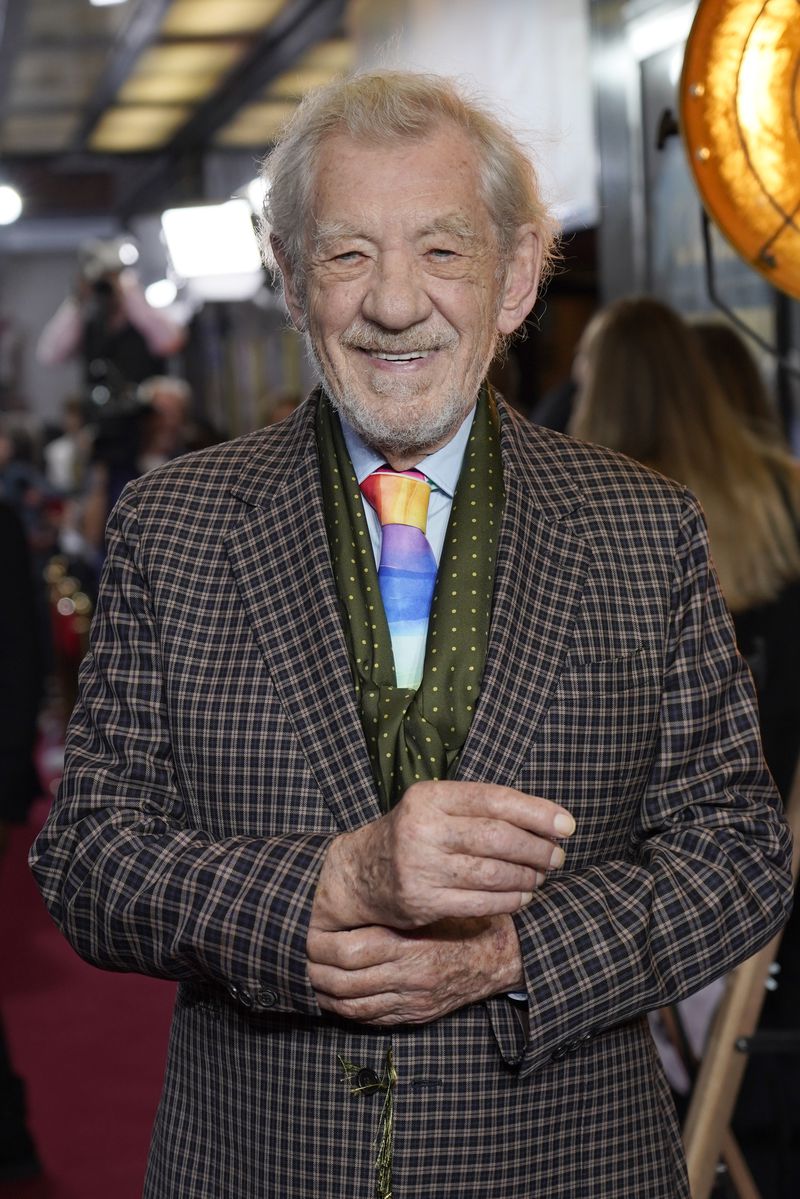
[1,751,175,1197]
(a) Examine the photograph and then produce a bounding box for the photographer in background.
[36,238,186,393]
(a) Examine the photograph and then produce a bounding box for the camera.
[77,237,134,284]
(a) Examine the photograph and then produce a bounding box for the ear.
[496,225,544,336]
[270,235,306,330]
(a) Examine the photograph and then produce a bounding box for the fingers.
[308,928,459,1024]
[424,887,536,920]
[308,913,521,1025]
[439,817,566,875]
[307,926,402,970]
[315,989,441,1026]
[309,960,400,1001]
[424,780,575,840]
[312,781,577,935]
[307,927,436,1015]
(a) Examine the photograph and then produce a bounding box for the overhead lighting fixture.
[161,199,264,302]
[89,0,128,8]
[162,0,284,38]
[0,184,23,225]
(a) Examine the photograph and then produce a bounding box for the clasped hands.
[307,780,575,1026]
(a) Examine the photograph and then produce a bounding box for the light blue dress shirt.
[339,405,476,569]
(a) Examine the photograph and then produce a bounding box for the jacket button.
[238,988,254,1008]
[255,988,278,1008]
[227,983,240,1001]
[355,1068,382,1094]
[551,1045,569,1061]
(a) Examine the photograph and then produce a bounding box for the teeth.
[371,351,428,361]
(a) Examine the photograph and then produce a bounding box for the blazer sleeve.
[487,492,794,1076]
[29,486,331,1017]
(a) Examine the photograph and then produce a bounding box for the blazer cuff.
[484,992,530,1066]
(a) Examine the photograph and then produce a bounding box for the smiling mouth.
[357,349,434,362]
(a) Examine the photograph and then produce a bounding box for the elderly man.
[31,71,792,1199]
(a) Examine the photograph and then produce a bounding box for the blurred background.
[0,0,793,439]
[0,1,798,1196]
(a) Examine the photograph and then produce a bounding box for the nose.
[360,250,433,331]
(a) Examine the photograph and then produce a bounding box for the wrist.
[491,915,525,993]
[311,830,372,932]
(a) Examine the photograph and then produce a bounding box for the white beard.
[303,321,494,459]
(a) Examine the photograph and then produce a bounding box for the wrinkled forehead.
[302,123,495,248]
[312,114,465,172]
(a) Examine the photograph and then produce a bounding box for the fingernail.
[554,812,575,837]
[535,871,546,887]
[550,845,565,869]
[521,891,534,905]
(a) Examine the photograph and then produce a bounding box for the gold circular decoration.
[680,0,800,299]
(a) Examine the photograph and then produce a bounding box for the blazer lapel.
[456,408,590,785]
[224,405,381,831]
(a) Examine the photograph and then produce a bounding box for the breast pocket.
[560,645,655,694]
[518,646,662,849]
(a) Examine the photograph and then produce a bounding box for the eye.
[332,250,363,263]
[427,247,457,260]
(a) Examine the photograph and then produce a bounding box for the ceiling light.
[90,1,128,8]
[0,184,23,225]
[90,105,191,152]
[162,0,284,38]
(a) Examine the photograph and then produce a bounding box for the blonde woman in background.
[569,296,800,1197]
[571,299,800,623]
[692,318,789,447]
[571,298,800,794]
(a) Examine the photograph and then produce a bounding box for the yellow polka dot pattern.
[316,388,504,811]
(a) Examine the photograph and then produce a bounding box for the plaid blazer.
[30,393,793,1198]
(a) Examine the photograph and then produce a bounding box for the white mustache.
[340,321,457,354]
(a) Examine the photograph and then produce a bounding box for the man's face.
[277,126,534,464]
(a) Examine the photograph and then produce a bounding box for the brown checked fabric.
[29,390,793,1199]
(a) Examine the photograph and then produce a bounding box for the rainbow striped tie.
[360,467,438,690]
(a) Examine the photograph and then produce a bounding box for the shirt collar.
[338,403,476,498]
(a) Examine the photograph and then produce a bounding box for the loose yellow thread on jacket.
[339,1050,397,1199]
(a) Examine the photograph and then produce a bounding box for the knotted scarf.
[316,386,503,811]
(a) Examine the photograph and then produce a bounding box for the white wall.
[349,0,598,230]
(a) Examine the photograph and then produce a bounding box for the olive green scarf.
[316,386,503,811]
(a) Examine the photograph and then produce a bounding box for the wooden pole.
[682,775,800,1198]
